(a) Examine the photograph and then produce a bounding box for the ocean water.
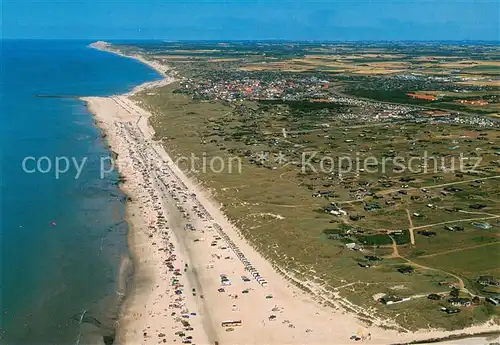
[0,40,161,344]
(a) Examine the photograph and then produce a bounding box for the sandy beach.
[83,42,500,345]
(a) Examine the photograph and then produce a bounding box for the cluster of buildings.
[378,275,500,313]
[455,99,489,106]
[477,275,499,287]
[175,66,498,130]
[176,73,332,102]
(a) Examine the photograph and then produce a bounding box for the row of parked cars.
[212,223,268,287]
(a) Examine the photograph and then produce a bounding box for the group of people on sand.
[117,119,272,344]
[120,120,268,284]
[116,121,206,344]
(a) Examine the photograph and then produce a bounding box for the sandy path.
[406,208,416,245]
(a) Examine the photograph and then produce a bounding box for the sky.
[3,0,499,41]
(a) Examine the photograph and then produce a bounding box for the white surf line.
[78,309,87,325]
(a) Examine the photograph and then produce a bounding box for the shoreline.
[82,95,211,344]
[89,41,176,94]
[85,41,499,345]
[89,41,167,76]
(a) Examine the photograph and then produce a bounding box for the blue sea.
[1,40,161,344]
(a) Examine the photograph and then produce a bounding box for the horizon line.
[3,38,500,44]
